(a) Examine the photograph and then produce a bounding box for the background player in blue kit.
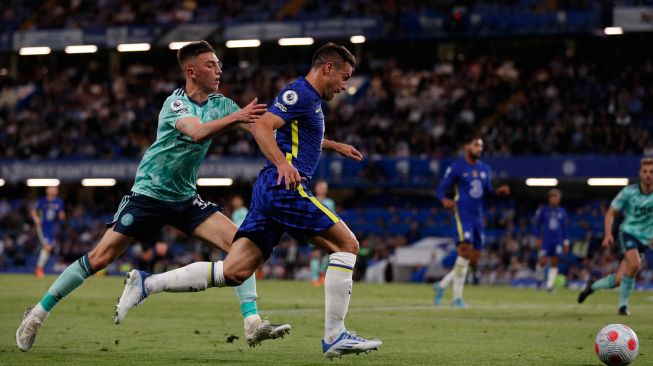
[119,43,382,359]
[434,135,510,307]
[30,186,65,278]
[533,189,569,291]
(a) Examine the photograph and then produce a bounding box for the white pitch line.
[260,302,653,315]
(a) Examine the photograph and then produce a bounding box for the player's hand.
[32,216,41,226]
[334,143,363,161]
[602,234,614,248]
[442,198,456,209]
[276,161,303,190]
[535,239,542,249]
[496,185,510,195]
[235,98,267,124]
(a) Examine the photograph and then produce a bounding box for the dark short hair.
[177,40,215,68]
[641,157,653,166]
[549,189,562,197]
[311,42,356,70]
[464,134,483,145]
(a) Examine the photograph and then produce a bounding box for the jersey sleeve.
[222,97,241,116]
[533,207,543,236]
[437,163,457,201]
[610,187,630,212]
[561,208,569,241]
[161,97,195,128]
[484,166,495,195]
[268,87,311,123]
[57,199,65,215]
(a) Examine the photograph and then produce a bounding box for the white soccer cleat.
[245,318,291,347]
[16,307,45,352]
[322,330,382,359]
[114,270,150,324]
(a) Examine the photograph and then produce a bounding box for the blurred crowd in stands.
[1,0,653,286]
[1,40,653,159]
[0,188,651,286]
[1,0,609,33]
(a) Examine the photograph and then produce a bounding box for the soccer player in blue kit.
[116,43,382,359]
[17,41,288,352]
[31,186,65,278]
[434,135,510,307]
[533,189,569,291]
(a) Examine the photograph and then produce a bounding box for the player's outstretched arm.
[30,208,41,227]
[602,207,617,248]
[322,139,363,161]
[176,98,266,143]
[250,112,302,190]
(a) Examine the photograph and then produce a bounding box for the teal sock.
[39,255,94,312]
[235,274,258,318]
[310,258,320,281]
[619,276,635,308]
[591,274,616,290]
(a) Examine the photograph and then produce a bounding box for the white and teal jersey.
[231,207,249,228]
[321,197,335,212]
[611,184,653,247]
[132,88,239,202]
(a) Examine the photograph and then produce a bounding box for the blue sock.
[40,255,94,312]
[235,274,258,318]
[619,276,635,308]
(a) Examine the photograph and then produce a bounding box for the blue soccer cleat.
[433,282,445,305]
[451,298,468,308]
[114,270,150,324]
[322,330,382,359]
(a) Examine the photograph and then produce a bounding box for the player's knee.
[340,236,359,255]
[457,244,472,259]
[222,267,251,286]
[87,252,110,271]
[625,264,639,277]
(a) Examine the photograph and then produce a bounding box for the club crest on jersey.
[281,90,298,105]
[480,171,487,179]
[171,99,187,112]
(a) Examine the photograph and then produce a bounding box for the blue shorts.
[235,169,340,260]
[107,192,222,242]
[540,240,563,257]
[452,212,484,250]
[618,231,649,260]
[38,226,57,246]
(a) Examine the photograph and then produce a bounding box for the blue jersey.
[35,197,64,233]
[534,205,568,246]
[437,158,494,220]
[266,77,324,180]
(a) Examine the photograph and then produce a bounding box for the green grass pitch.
[0,274,651,365]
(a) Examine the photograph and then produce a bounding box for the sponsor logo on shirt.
[274,100,287,112]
